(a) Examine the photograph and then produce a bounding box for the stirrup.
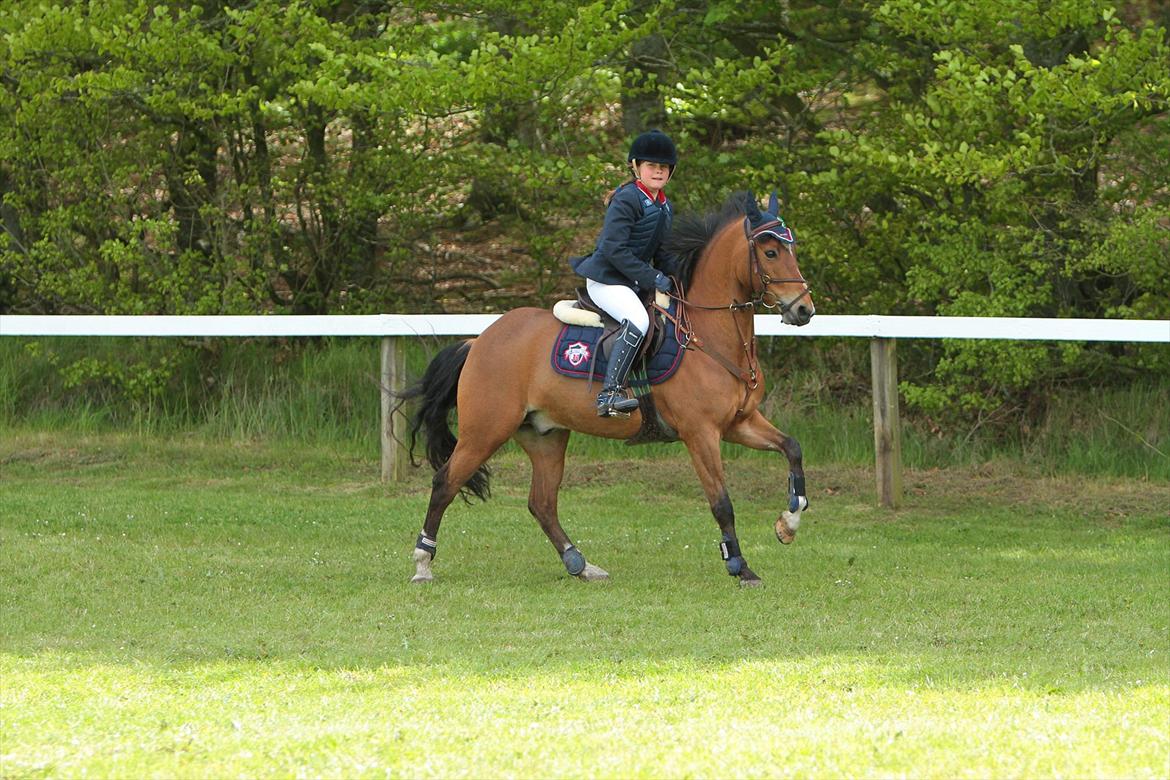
[597,387,639,417]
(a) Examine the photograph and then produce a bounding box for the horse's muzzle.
[784,302,814,326]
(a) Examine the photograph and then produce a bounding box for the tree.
[640,0,1169,420]
[2,0,1166,427]
[0,0,636,317]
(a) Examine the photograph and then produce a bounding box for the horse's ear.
[768,190,780,216]
[744,191,762,222]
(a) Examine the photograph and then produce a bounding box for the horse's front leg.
[681,429,762,587]
[723,410,809,545]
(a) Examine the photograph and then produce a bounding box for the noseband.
[744,217,812,315]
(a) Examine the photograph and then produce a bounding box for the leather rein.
[654,217,811,417]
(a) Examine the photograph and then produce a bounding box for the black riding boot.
[597,320,644,417]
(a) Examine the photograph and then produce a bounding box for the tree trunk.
[621,29,668,135]
[167,126,218,259]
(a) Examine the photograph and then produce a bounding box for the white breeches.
[585,279,649,334]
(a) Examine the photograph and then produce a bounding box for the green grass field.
[2,432,1168,778]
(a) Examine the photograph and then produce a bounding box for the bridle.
[653,213,812,417]
[743,216,812,315]
[667,215,811,314]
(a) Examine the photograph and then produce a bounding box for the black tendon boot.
[597,320,644,417]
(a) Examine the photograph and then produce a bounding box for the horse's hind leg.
[513,427,608,581]
[412,424,516,584]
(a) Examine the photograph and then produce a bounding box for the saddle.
[550,287,684,387]
[552,287,671,362]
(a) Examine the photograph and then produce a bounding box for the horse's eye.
[764,249,778,259]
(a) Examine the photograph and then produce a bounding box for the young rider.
[570,130,679,417]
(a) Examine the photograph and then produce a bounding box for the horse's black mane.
[664,191,753,292]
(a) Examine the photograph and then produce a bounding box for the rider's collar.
[635,181,667,204]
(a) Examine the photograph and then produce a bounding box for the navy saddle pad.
[551,300,685,387]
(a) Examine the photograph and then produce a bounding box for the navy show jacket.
[571,181,678,290]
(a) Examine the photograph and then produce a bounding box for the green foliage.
[1,0,1167,432]
[0,336,385,446]
[811,3,1170,416]
[658,0,1168,422]
[0,1,630,317]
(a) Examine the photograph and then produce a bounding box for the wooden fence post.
[870,337,903,508]
[380,336,408,483]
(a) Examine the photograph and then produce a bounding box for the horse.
[400,190,814,587]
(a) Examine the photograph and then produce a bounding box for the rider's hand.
[653,273,673,293]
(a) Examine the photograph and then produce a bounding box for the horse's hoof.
[776,511,799,544]
[576,562,610,582]
[738,576,764,589]
[412,549,434,583]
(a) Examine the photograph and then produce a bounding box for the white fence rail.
[2,313,1168,341]
[3,314,1167,506]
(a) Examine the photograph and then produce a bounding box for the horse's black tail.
[397,340,491,502]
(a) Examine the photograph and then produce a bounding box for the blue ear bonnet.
[746,190,795,243]
[755,220,794,244]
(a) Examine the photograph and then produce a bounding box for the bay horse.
[401,191,814,586]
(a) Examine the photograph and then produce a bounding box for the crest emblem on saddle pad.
[562,341,591,367]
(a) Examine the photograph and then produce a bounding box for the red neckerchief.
[635,180,667,204]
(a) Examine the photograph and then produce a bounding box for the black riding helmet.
[628,130,678,171]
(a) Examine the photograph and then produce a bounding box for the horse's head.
[744,191,814,326]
